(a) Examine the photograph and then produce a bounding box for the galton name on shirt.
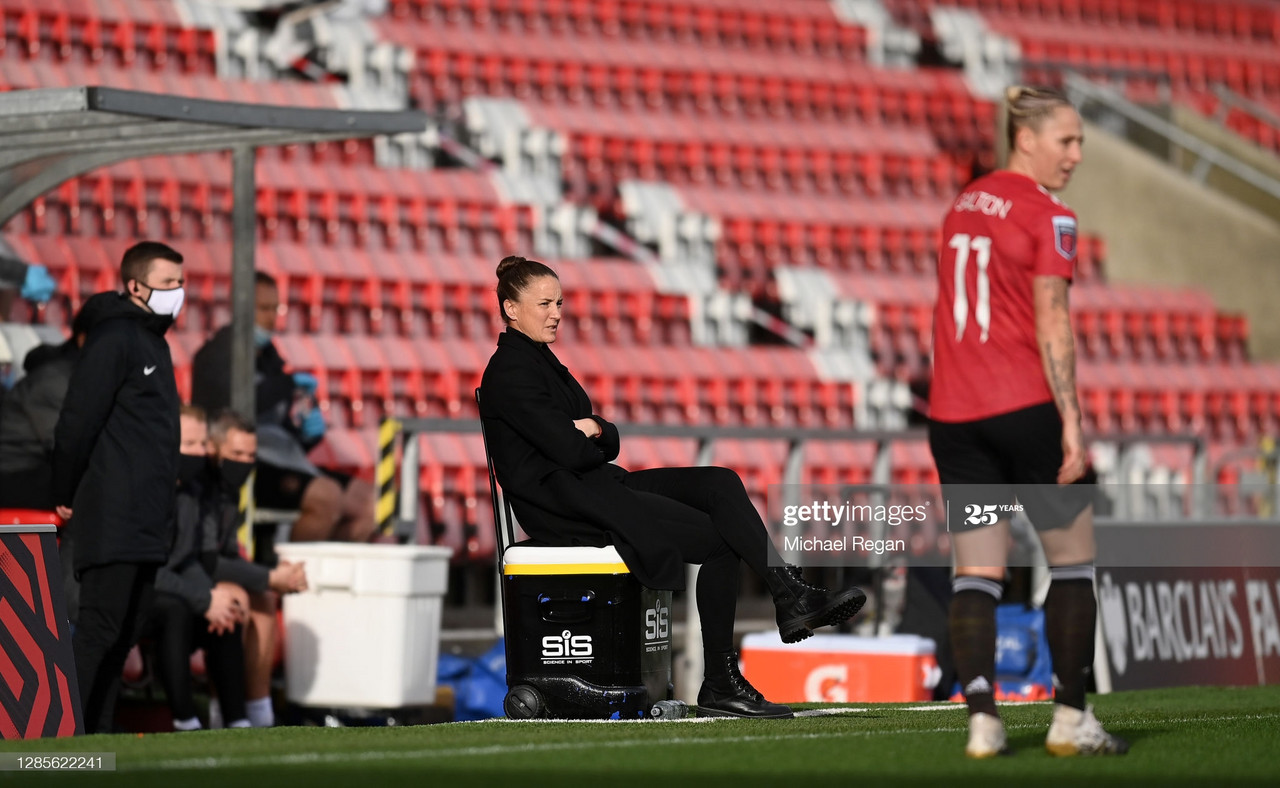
[954,190,1013,219]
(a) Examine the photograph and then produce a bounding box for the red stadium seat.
[528,102,955,204]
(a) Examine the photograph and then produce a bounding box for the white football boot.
[965,712,1010,758]
[1045,704,1130,756]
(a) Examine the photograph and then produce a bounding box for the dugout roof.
[0,86,428,417]
[0,86,426,225]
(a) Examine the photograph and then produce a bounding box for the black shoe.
[765,565,866,644]
[696,651,794,719]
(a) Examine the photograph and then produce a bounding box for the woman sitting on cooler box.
[478,255,867,718]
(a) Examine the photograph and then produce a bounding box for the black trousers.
[73,563,157,734]
[145,593,247,724]
[550,465,779,655]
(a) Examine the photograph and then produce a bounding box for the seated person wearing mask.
[191,272,375,542]
[144,405,250,731]
[201,410,307,728]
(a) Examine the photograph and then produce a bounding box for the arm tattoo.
[1036,278,1081,423]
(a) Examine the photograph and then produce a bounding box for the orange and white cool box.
[740,633,941,704]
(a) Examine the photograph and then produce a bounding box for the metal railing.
[1211,85,1280,141]
[387,418,920,542]
[1063,72,1280,201]
[382,416,1223,700]
[384,418,1212,537]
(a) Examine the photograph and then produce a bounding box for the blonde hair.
[1005,86,1074,150]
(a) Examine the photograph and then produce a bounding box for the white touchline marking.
[491,716,726,724]
[795,708,869,716]
[123,712,1280,772]
[897,701,1051,711]
[896,705,963,712]
[487,707,870,724]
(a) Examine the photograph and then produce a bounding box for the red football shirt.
[929,170,1078,423]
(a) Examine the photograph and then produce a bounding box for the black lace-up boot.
[766,565,866,643]
[696,651,793,718]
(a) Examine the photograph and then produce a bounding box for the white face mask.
[145,286,185,318]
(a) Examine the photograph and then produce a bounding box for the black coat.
[51,292,180,572]
[0,292,109,485]
[478,328,684,590]
[156,469,269,613]
[191,326,297,435]
[0,340,78,476]
[0,254,26,288]
[0,341,77,509]
[155,477,218,614]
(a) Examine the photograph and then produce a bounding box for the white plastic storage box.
[275,542,453,708]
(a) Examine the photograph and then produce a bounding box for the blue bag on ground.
[437,639,508,721]
[995,603,1053,700]
[950,603,1054,702]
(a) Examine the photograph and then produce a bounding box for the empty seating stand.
[389,0,868,60]
[8,153,535,262]
[674,187,951,290]
[0,55,335,102]
[1076,360,1280,439]
[893,2,1280,154]
[0,0,217,75]
[377,12,993,162]
[997,17,1280,97]
[1174,89,1280,154]
[527,101,962,207]
[887,1,1280,44]
[11,225,697,346]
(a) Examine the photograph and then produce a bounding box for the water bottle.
[649,700,688,720]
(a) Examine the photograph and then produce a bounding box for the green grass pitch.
[4,686,1278,787]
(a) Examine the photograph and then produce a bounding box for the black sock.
[1045,566,1096,711]
[949,577,1002,717]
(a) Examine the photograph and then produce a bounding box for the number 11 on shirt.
[949,233,993,343]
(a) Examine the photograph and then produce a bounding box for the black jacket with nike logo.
[52,291,180,573]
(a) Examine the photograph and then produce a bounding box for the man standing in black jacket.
[51,241,186,734]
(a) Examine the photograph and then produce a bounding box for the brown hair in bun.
[496,255,558,324]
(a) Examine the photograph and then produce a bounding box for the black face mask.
[218,459,255,497]
[177,453,209,489]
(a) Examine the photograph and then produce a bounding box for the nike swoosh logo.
[144,366,156,376]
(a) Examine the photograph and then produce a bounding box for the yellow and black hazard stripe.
[1260,436,1277,518]
[236,469,256,561]
[377,418,402,536]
